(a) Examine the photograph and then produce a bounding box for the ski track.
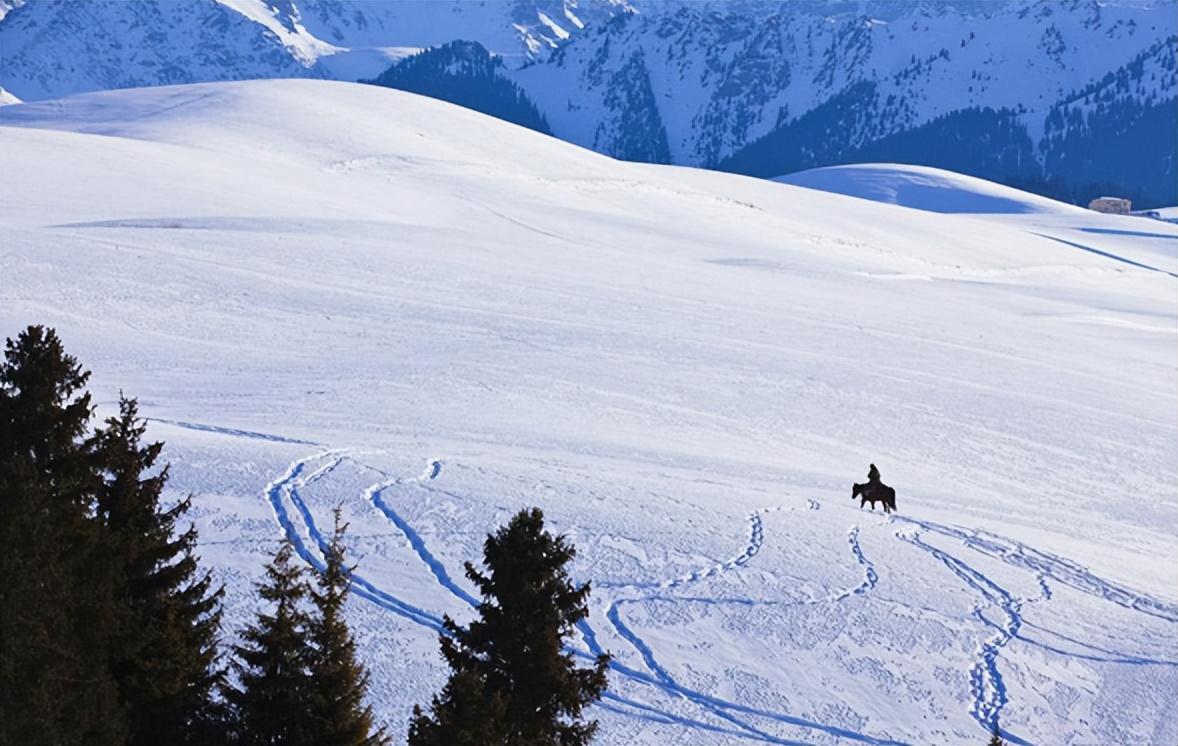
[265,451,444,631]
[604,602,804,746]
[263,454,1178,745]
[147,417,317,444]
[1016,620,1178,667]
[598,504,896,745]
[893,516,1178,624]
[363,459,481,609]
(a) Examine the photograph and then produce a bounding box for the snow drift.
[774,164,1080,216]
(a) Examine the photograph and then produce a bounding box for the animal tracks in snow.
[657,506,768,590]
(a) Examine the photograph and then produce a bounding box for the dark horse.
[853,482,896,514]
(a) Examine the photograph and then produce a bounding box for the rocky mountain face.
[0,0,634,100]
[1,0,1174,205]
[501,0,1176,205]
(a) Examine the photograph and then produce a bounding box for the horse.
[852,481,896,514]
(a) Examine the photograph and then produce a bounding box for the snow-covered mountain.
[1,0,1174,204]
[0,0,633,99]
[2,79,1176,745]
[503,0,1177,205]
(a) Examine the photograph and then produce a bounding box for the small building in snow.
[1088,196,1132,215]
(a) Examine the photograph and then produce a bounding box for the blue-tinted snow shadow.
[883,186,1039,214]
[1030,233,1178,278]
[1076,227,1178,241]
[148,417,317,445]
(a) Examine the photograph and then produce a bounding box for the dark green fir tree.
[228,541,315,746]
[407,668,508,746]
[409,507,610,746]
[0,325,124,746]
[306,510,389,746]
[96,396,224,745]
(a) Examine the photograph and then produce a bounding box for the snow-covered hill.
[2,0,1175,206]
[2,80,1176,745]
[775,164,1083,215]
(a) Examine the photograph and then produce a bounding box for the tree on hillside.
[95,396,224,745]
[228,541,316,745]
[409,507,610,745]
[305,510,389,746]
[0,325,125,746]
[408,668,508,746]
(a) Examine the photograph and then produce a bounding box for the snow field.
[1,80,1175,744]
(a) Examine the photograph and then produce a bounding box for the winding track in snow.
[265,451,444,631]
[599,502,896,745]
[656,505,769,591]
[893,516,1178,624]
[363,459,481,609]
[895,528,1024,744]
[889,515,1178,743]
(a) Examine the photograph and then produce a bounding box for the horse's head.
[852,482,864,499]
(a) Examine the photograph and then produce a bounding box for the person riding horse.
[853,464,896,513]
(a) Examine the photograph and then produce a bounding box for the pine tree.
[0,326,125,746]
[407,669,508,746]
[229,540,316,746]
[409,507,610,746]
[306,510,389,746]
[95,396,224,745]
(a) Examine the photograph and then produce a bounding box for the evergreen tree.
[0,325,125,745]
[306,510,389,746]
[407,669,508,746]
[95,396,224,745]
[229,540,316,746]
[409,507,610,746]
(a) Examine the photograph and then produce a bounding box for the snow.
[776,163,1178,277]
[1138,206,1178,225]
[214,0,342,65]
[1,79,1176,745]
[774,164,1081,216]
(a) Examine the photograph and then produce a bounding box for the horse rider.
[868,463,881,486]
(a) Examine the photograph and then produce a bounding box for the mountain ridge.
[1,0,1174,204]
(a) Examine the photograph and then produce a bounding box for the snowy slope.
[775,165,1083,216]
[1,80,1176,745]
[777,164,1178,277]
